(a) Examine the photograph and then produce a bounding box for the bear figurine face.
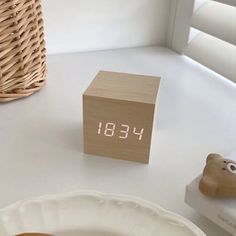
[199,153,236,197]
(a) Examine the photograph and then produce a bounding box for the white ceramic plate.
[0,191,205,236]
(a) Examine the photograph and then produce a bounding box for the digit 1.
[98,122,102,134]
[133,127,144,140]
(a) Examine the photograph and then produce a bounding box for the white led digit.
[104,123,116,137]
[97,122,102,134]
[119,124,129,139]
[133,127,144,140]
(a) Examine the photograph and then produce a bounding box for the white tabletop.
[1,47,236,236]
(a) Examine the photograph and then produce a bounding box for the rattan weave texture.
[0,0,46,102]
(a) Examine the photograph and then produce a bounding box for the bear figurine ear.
[206,153,223,163]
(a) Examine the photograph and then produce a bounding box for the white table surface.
[1,47,236,236]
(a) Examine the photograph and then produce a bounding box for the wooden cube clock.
[83,71,160,163]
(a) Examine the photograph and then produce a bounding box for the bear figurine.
[199,153,236,197]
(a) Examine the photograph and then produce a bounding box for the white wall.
[41,0,171,54]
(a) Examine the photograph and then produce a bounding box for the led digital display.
[97,122,144,140]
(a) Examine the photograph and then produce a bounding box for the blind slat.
[185,33,236,82]
[213,0,236,7]
[191,1,236,45]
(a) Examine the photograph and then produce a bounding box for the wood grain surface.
[83,71,160,163]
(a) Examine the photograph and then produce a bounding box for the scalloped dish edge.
[0,191,206,236]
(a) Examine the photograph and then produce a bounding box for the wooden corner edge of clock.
[16,233,53,236]
[83,149,150,164]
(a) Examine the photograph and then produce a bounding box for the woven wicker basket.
[0,0,46,102]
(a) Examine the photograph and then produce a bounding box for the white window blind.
[213,0,236,7]
[169,0,236,83]
[190,1,236,45]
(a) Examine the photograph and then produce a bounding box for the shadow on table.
[19,119,84,153]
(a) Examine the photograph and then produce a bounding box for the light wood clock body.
[83,71,160,163]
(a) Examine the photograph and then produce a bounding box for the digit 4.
[133,127,144,140]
